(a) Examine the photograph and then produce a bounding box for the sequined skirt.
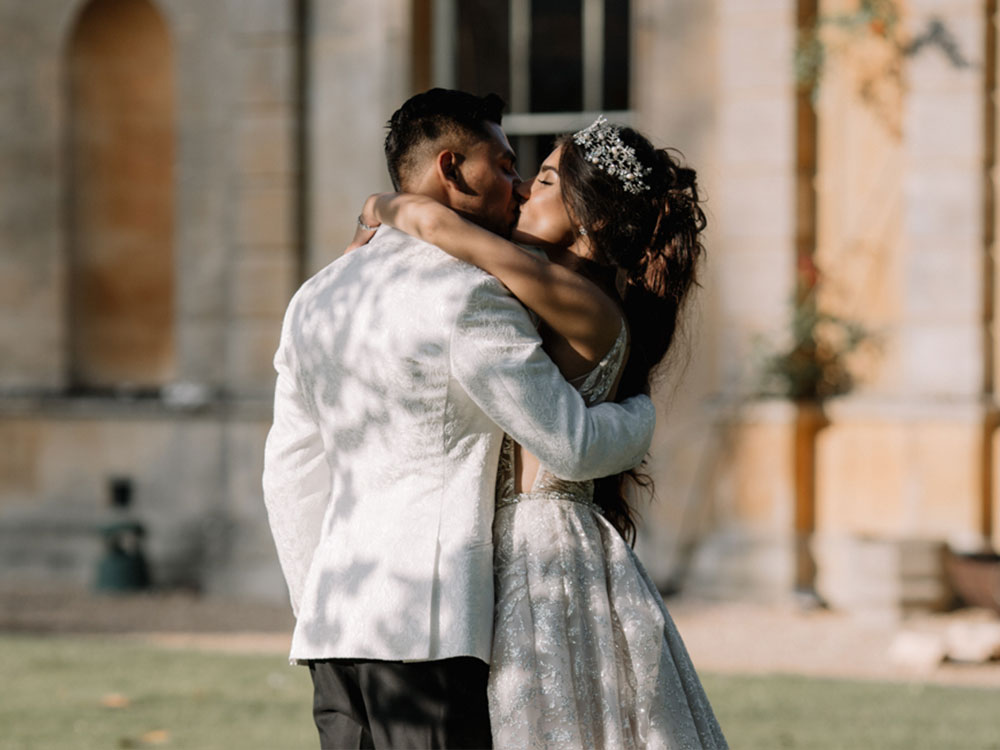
[487,493,728,749]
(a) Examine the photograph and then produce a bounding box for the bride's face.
[512,146,577,248]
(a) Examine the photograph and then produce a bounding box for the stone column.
[223,0,298,397]
[902,0,986,402]
[307,0,411,274]
[704,0,801,600]
[0,0,82,390]
[630,0,724,585]
[633,0,804,597]
[202,0,414,598]
[168,0,239,390]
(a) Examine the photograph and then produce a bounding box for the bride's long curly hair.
[555,126,707,545]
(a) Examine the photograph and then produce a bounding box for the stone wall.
[633,0,998,614]
[0,1,81,389]
[1,0,997,611]
[0,0,295,598]
[808,0,997,614]
[0,0,429,601]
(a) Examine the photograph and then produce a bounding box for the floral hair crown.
[572,115,651,195]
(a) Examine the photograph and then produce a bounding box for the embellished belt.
[496,490,603,515]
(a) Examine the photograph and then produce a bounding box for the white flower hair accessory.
[572,115,651,195]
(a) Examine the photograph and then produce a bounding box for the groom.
[262,88,655,749]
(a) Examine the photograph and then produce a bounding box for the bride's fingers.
[344,225,377,254]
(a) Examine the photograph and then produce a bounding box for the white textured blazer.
[263,227,656,664]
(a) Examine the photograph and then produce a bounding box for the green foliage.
[756,298,871,401]
[796,0,970,100]
[795,0,903,93]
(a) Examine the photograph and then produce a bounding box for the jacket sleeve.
[450,276,656,481]
[262,322,330,617]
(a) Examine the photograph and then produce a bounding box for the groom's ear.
[436,150,469,198]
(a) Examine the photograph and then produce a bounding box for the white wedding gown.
[488,321,728,749]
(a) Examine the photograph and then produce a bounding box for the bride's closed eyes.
[513,147,576,247]
[536,165,558,186]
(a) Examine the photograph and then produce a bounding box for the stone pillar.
[710,0,799,383]
[169,0,239,390]
[307,0,411,274]
[632,0,716,163]
[900,0,991,561]
[901,0,985,402]
[225,0,298,397]
[185,0,299,596]
[630,0,725,585]
[0,1,82,390]
[664,0,798,598]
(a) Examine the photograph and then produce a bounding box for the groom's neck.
[405,169,449,207]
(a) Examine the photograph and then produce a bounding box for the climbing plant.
[795,0,970,136]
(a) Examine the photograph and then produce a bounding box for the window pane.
[452,0,631,130]
[603,0,630,110]
[530,0,582,113]
[457,0,510,101]
[512,133,559,178]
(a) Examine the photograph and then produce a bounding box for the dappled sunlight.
[273,231,501,658]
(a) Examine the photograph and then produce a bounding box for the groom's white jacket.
[263,227,655,664]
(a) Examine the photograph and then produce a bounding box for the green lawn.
[701,673,1000,750]
[0,635,315,750]
[1,634,998,749]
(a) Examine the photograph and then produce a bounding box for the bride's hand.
[343,194,386,254]
[346,192,449,254]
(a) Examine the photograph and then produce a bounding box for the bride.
[353,116,727,749]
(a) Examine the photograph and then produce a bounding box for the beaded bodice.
[496,319,628,511]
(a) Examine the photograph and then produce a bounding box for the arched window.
[66,0,175,390]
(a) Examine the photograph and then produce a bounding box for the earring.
[578,226,588,236]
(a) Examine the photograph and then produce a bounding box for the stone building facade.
[1,0,996,614]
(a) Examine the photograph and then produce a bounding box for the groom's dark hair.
[385,88,506,190]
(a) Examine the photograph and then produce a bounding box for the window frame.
[431,0,634,170]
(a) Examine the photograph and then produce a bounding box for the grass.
[0,635,315,750]
[1,635,998,749]
[701,673,1000,750]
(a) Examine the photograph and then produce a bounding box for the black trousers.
[308,657,492,750]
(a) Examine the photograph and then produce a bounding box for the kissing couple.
[263,88,728,749]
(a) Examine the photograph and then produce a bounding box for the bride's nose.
[515,178,533,202]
